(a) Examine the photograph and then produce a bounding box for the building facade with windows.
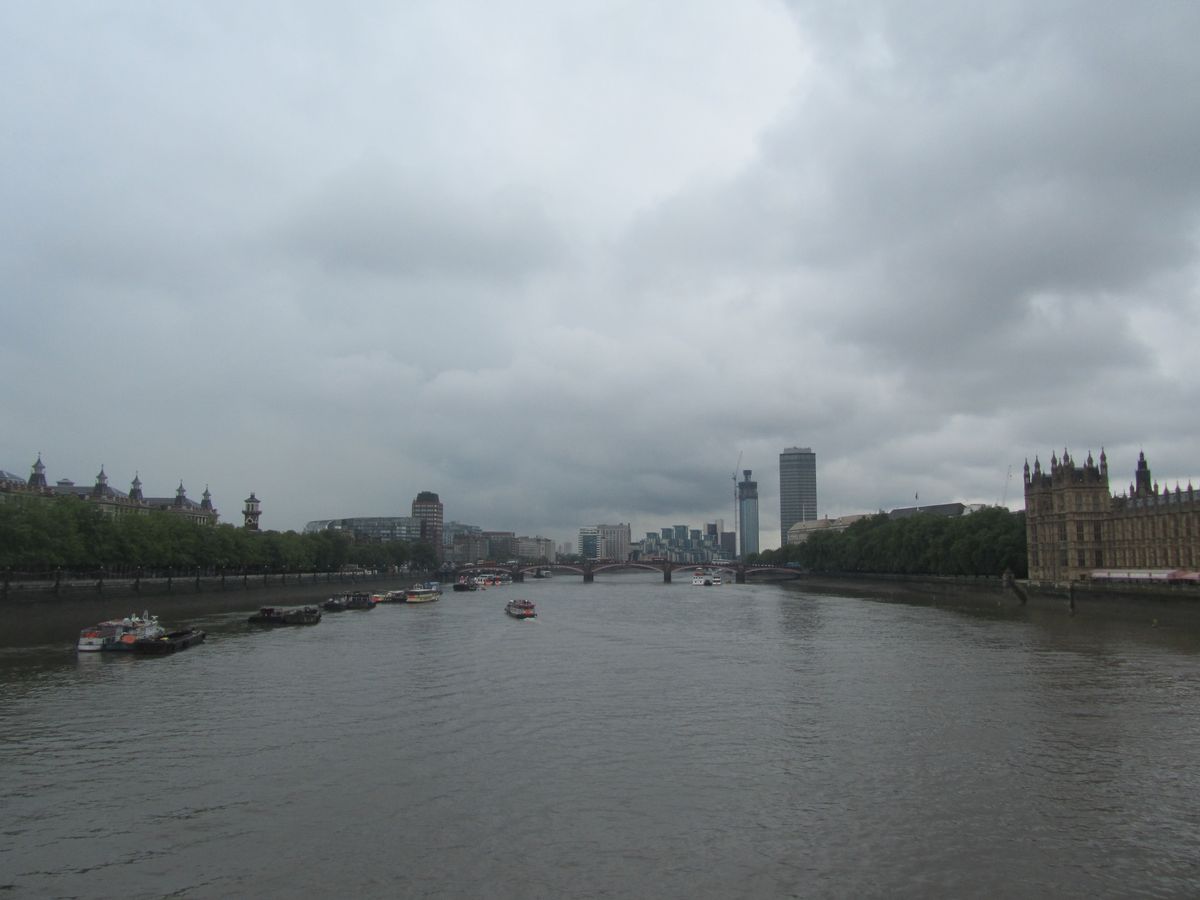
[779,447,817,545]
[1024,448,1200,583]
[2,455,219,525]
[737,469,759,558]
[412,491,444,560]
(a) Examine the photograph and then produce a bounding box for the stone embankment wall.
[786,573,1200,628]
[3,572,428,649]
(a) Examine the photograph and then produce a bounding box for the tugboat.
[452,577,478,592]
[504,598,537,619]
[248,606,322,625]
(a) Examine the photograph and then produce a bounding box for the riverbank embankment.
[2,573,418,650]
[784,573,1200,629]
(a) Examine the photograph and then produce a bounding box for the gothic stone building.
[1024,449,1200,583]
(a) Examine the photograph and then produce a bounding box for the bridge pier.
[735,566,746,584]
[583,567,594,584]
[663,565,672,583]
[512,570,524,583]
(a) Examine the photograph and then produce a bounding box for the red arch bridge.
[448,561,803,584]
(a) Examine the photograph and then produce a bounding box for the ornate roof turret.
[28,454,47,489]
[201,485,213,511]
[129,472,143,502]
[174,481,187,507]
[1134,451,1153,497]
[91,465,111,498]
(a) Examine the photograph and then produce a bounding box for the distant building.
[596,523,632,561]
[516,536,556,562]
[1024,448,1200,583]
[304,516,422,542]
[578,526,600,559]
[737,469,759,557]
[779,447,817,545]
[888,502,968,520]
[1,455,219,525]
[412,491,444,560]
[787,514,870,544]
[480,531,517,560]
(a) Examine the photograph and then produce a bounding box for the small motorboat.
[505,598,536,619]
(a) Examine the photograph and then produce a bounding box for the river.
[2,575,1199,898]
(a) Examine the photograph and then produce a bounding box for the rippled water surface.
[3,577,1200,898]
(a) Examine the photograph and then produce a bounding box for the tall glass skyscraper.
[737,470,759,558]
[779,447,817,545]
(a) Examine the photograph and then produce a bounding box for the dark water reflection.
[2,577,1199,898]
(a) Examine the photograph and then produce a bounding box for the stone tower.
[243,492,262,531]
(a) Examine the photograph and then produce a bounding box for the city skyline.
[4,4,1200,551]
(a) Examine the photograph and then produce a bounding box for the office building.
[412,491,444,560]
[737,469,759,557]
[779,446,817,546]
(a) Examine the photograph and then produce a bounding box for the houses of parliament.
[1024,448,1200,583]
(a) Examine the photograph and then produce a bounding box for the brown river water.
[2,575,1199,898]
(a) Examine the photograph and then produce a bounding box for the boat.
[345,592,377,610]
[505,598,537,619]
[323,592,378,611]
[248,606,322,625]
[77,620,128,652]
[452,577,478,592]
[132,628,207,655]
[405,581,441,603]
[376,590,407,603]
[77,611,165,651]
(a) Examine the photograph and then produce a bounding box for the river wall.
[784,573,1200,628]
[2,573,420,649]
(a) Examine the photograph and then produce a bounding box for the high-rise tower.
[412,491,444,560]
[779,446,817,545]
[737,470,759,558]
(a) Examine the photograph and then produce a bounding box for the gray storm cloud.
[3,0,1199,548]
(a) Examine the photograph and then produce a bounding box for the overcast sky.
[4,1,1200,550]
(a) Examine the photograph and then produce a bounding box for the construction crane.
[731,450,742,548]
